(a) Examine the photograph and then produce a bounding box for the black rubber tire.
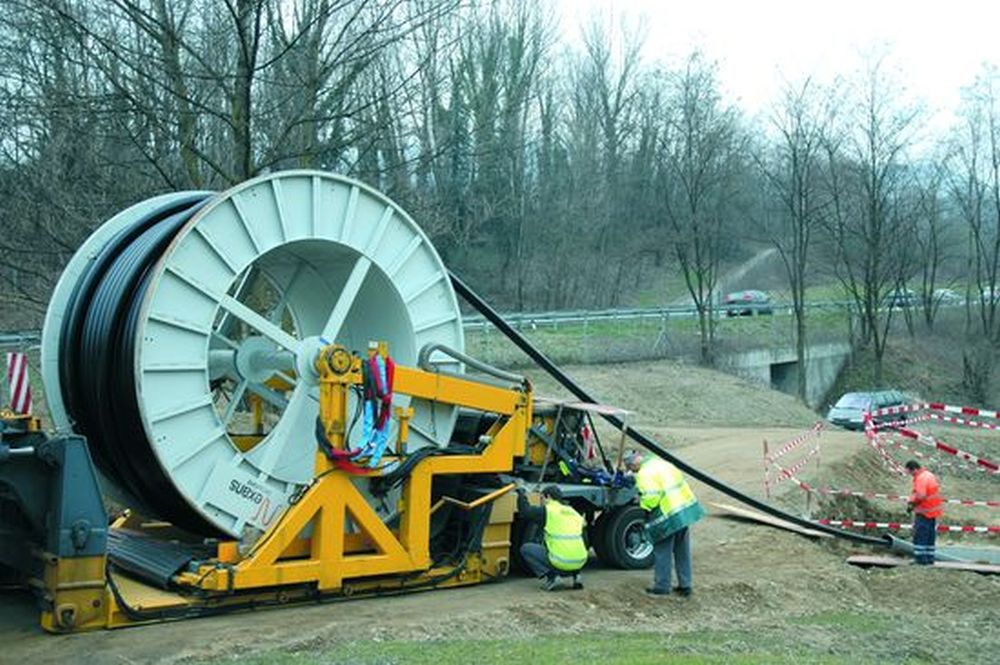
[589,511,615,566]
[604,505,655,570]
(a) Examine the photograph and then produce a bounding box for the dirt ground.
[3,360,999,664]
[4,421,998,664]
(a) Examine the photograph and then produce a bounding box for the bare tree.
[659,53,743,365]
[821,57,921,382]
[912,162,955,330]
[948,65,1000,342]
[756,77,829,401]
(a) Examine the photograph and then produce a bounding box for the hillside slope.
[524,358,819,430]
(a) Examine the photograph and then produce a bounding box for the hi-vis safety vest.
[637,457,704,542]
[544,501,588,571]
[911,469,944,519]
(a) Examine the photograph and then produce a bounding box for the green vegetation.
[790,610,892,634]
[465,308,851,370]
[206,629,895,665]
[825,311,998,409]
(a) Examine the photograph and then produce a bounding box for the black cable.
[345,385,363,443]
[61,193,219,535]
[59,193,210,478]
[449,270,888,548]
[371,443,479,497]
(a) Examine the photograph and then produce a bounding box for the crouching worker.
[517,485,587,591]
[624,450,705,597]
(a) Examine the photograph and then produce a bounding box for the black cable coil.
[59,193,220,535]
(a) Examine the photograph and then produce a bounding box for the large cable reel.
[41,171,464,537]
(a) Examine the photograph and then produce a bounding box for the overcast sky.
[558,0,1000,131]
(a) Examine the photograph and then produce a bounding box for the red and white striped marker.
[817,518,1000,534]
[6,352,32,415]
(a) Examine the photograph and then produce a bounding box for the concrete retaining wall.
[720,342,851,408]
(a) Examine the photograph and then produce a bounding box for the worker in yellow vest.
[516,485,587,591]
[624,450,704,597]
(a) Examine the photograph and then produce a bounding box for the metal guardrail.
[462,298,974,331]
[0,331,41,346]
[460,300,857,330]
[0,298,965,343]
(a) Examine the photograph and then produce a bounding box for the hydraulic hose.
[449,270,888,548]
[418,342,526,384]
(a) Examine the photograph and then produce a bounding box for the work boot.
[645,587,669,596]
[673,586,692,597]
[542,574,560,591]
[571,573,584,590]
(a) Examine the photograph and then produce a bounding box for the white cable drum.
[127,171,463,537]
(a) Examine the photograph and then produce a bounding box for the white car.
[826,390,906,431]
[933,288,962,305]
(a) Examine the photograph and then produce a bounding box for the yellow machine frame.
[41,344,532,631]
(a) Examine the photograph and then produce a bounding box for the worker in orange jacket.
[905,460,943,565]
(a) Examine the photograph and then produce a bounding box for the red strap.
[326,446,361,460]
[374,355,394,430]
[369,356,385,396]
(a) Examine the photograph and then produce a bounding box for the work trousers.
[521,542,579,579]
[651,526,692,593]
[912,514,937,565]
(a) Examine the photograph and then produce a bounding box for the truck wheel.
[605,505,655,569]
[509,519,542,575]
[589,511,614,566]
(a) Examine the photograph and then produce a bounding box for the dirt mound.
[526,358,819,430]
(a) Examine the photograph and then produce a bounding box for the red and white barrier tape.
[769,444,821,486]
[817,519,1000,534]
[870,401,1000,423]
[789,473,1000,507]
[896,427,1000,473]
[868,403,927,419]
[927,412,1000,432]
[765,422,823,463]
[872,414,932,431]
[927,401,1000,421]
[868,435,907,476]
[874,433,990,473]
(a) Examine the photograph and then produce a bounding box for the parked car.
[886,288,917,308]
[826,389,907,431]
[722,290,772,316]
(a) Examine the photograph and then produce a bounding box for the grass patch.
[465,309,852,370]
[790,610,892,633]
[207,631,865,665]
